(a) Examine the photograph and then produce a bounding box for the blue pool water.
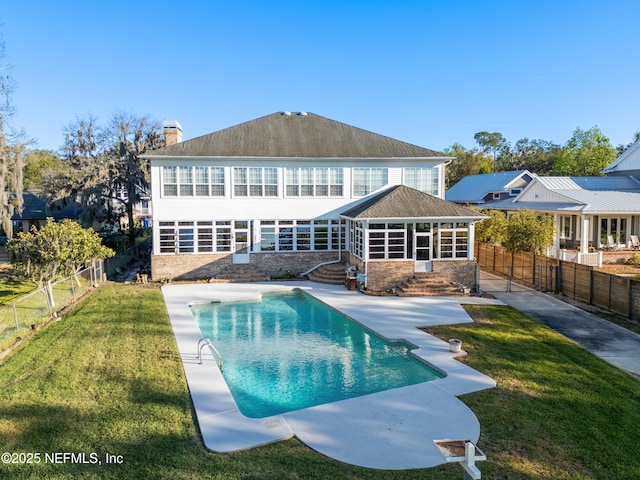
[191,289,444,418]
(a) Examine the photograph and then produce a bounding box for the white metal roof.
[445,170,533,203]
[501,175,640,214]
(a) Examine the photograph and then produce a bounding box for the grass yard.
[0,277,36,306]
[0,283,639,479]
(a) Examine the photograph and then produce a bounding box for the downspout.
[300,219,344,276]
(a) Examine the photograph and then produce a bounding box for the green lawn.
[0,277,36,306]
[1,283,639,479]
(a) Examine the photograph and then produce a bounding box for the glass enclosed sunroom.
[340,185,487,292]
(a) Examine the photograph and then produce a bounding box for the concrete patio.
[162,281,496,470]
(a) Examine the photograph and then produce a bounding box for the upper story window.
[286,167,343,197]
[353,167,388,196]
[233,167,278,197]
[162,166,225,197]
[404,167,438,195]
[163,166,178,196]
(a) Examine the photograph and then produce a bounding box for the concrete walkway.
[477,270,640,380]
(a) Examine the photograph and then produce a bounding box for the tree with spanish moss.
[58,112,162,246]
[0,33,25,239]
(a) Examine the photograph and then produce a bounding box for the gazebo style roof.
[340,185,486,220]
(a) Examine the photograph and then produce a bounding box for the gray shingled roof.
[143,112,448,159]
[340,185,486,219]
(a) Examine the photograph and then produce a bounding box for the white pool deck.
[162,281,496,470]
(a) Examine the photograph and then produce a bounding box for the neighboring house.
[113,184,152,229]
[487,176,640,257]
[445,169,535,205]
[602,139,640,178]
[142,112,486,292]
[11,191,83,235]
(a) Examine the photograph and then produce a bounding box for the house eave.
[144,154,452,162]
[339,215,488,222]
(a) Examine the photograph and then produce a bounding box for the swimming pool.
[191,289,444,418]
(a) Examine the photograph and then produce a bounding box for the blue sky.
[1,1,638,153]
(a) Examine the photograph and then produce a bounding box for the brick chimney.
[163,120,183,146]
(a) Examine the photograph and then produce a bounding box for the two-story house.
[142,112,485,292]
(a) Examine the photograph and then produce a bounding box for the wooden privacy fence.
[475,242,640,321]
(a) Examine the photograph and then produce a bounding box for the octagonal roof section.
[341,185,487,220]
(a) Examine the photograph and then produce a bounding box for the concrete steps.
[395,273,463,296]
[307,263,348,285]
[213,264,271,282]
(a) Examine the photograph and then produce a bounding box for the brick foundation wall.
[364,261,414,292]
[432,260,476,286]
[252,252,348,278]
[352,259,477,293]
[151,251,347,281]
[152,254,232,280]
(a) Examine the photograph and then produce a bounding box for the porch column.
[553,214,560,249]
[468,221,476,260]
[580,215,589,254]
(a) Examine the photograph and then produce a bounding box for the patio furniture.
[604,235,619,251]
[631,235,640,250]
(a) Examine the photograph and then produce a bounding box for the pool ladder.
[198,338,223,370]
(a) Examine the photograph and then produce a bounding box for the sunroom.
[340,185,487,291]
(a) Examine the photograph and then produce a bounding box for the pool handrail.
[198,337,223,370]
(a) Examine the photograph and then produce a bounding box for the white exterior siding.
[517,182,580,204]
[150,158,446,257]
[150,160,444,221]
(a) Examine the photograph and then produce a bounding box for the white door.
[414,232,432,272]
[233,221,250,264]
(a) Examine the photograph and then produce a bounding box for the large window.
[367,223,406,259]
[404,167,438,195]
[350,221,470,261]
[438,222,469,259]
[259,219,345,252]
[559,216,572,240]
[159,221,232,253]
[234,167,278,197]
[353,167,388,196]
[162,166,225,197]
[600,217,627,245]
[286,167,343,197]
[162,167,178,196]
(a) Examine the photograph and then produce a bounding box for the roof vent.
[282,111,292,116]
[298,111,308,116]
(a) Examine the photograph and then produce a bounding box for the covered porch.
[552,213,640,267]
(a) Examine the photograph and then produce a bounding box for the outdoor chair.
[631,235,640,250]
[604,235,619,251]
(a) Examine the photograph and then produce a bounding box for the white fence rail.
[547,247,602,267]
[0,260,104,349]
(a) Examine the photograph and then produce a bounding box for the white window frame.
[234,167,278,197]
[162,166,225,197]
[285,167,343,197]
[404,167,439,195]
[353,167,388,197]
[158,220,232,254]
